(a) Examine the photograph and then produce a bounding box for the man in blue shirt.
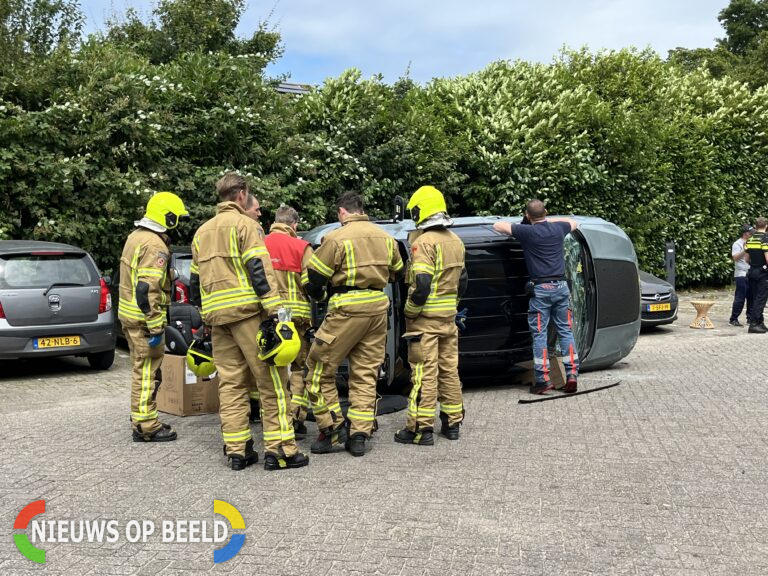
[494,199,579,394]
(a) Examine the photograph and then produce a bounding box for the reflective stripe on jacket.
[307,214,404,315]
[405,228,465,319]
[118,228,171,331]
[191,202,283,325]
[265,223,313,320]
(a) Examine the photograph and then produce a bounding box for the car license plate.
[646,303,671,312]
[34,336,81,349]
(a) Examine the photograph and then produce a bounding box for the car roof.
[0,240,88,255]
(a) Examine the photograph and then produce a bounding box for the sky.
[79,0,729,85]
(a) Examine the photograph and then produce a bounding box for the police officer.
[304,191,404,457]
[745,217,768,333]
[119,192,189,442]
[395,186,468,445]
[264,206,316,438]
[493,199,579,394]
[190,173,309,471]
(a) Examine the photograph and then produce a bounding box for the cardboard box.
[513,357,567,390]
[157,354,219,416]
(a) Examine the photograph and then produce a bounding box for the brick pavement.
[1,289,768,575]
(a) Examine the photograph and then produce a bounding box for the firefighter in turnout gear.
[119,191,189,442]
[243,193,266,422]
[190,173,309,471]
[304,191,404,457]
[395,186,468,445]
[746,217,768,333]
[264,206,316,439]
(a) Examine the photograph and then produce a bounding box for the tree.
[718,0,768,56]
[0,0,82,62]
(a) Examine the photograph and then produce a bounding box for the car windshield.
[0,254,95,289]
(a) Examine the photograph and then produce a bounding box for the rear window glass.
[0,254,96,289]
[174,255,192,279]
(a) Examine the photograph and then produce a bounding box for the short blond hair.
[216,173,248,201]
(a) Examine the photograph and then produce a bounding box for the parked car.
[639,270,678,327]
[303,214,642,391]
[0,240,116,369]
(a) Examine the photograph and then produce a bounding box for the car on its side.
[639,270,678,328]
[0,240,116,369]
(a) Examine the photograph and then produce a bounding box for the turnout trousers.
[212,313,297,458]
[125,325,164,434]
[405,317,464,431]
[306,309,386,437]
[289,319,313,422]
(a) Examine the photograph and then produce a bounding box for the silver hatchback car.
[0,240,116,369]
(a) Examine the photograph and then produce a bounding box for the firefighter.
[242,192,266,422]
[119,191,189,442]
[264,206,316,439]
[190,173,308,471]
[395,185,468,445]
[304,191,404,457]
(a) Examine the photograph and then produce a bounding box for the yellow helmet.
[145,191,189,230]
[186,338,216,378]
[407,185,447,225]
[257,320,301,366]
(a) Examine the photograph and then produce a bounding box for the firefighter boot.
[264,450,310,471]
[394,428,434,446]
[439,411,461,440]
[132,422,177,443]
[229,439,259,471]
[249,399,261,423]
[293,419,308,440]
[310,423,348,454]
[346,432,367,457]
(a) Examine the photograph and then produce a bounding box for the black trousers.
[747,269,768,324]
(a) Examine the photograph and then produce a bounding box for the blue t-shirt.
[511,221,572,280]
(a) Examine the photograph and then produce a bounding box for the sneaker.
[229,440,259,471]
[530,382,555,395]
[729,319,743,327]
[394,428,434,445]
[132,422,177,443]
[564,376,578,394]
[310,424,348,454]
[264,451,309,471]
[293,420,308,440]
[748,323,767,334]
[249,400,261,423]
[345,433,367,457]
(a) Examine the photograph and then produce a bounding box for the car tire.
[88,349,115,370]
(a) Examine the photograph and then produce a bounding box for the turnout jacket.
[306,213,404,316]
[118,227,171,333]
[264,223,313,322]
[405,227,467,319]
[190,202,283,325]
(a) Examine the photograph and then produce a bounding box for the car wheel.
[88,349,115,370]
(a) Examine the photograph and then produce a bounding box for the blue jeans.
[528,281,579,385]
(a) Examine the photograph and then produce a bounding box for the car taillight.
[174,279,189,304]
[99,278,112,313]
[0,300,5,319]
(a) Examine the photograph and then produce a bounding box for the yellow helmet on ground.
[186,337,216,378]
[257,320,301,366]
[145,192,189,230]
[407,185,447,225]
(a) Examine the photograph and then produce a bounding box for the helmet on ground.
[257,320,300,366]
[186,337,216,378]
[407,185,447,225]
[145,192,189,230]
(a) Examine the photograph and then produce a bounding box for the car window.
[0,254,96,289]
[174,255,192,279]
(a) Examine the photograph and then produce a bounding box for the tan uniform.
[191,202,296,458]
[118,227,172,434]
[305,214,404,437]
[264,223,314,422]
[404,227,466,431]
[243,220,268,408]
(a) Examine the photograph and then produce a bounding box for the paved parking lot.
[2,289,767,575]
